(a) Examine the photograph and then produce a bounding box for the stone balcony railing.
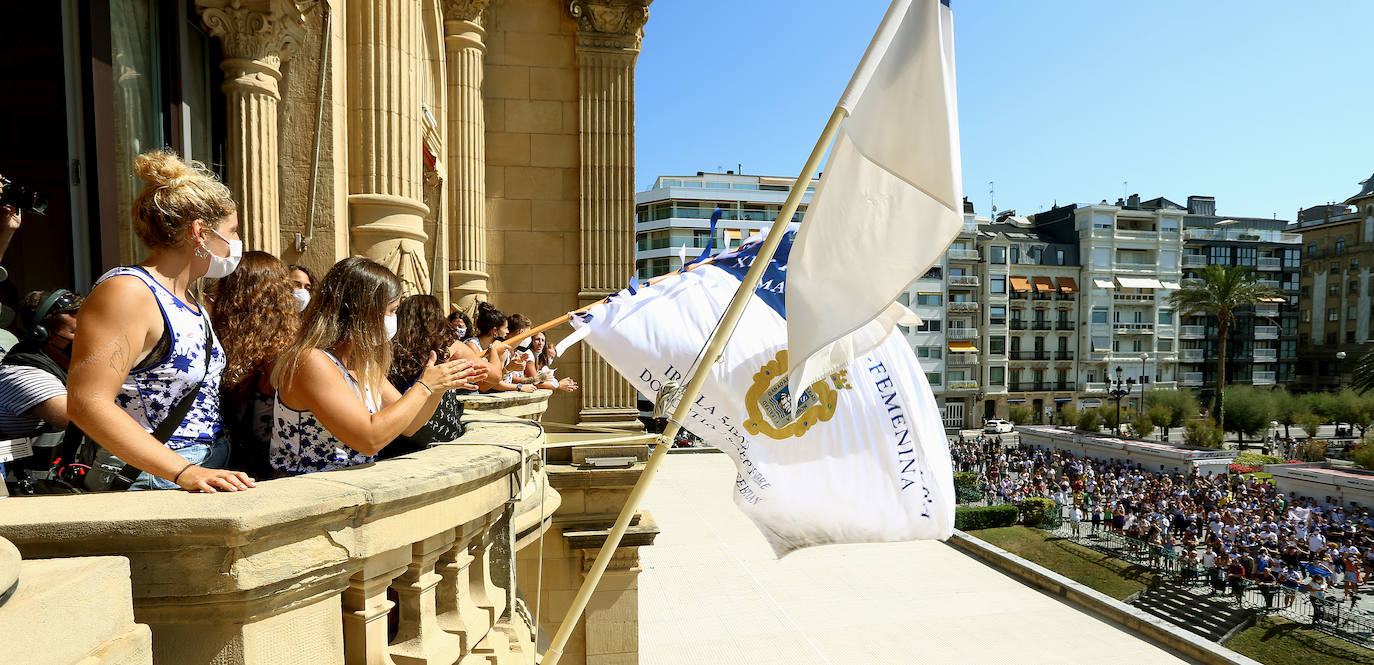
[0,418,565,665]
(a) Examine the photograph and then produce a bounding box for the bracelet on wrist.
[415,380,434,394]
[173,462,195,484]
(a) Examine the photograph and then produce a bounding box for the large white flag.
[786,0,963,404]
[570,232,954,556]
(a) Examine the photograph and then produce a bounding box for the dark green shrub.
[953,471,982,503]
[954,504,1019,530]
[1077,409,1101,432]
[1018,497,1060,528]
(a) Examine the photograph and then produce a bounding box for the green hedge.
[1018,497,1060,528]
[953,471,982,503]
[954,504,1019,530]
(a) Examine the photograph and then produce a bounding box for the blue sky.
[634,0,1373,221]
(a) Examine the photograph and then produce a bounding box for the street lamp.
[1138,352,1150,412]
[1335,351,1347,436]
[1108,365,1136,437]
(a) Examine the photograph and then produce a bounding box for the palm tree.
[1167,265,1279,433]
[1354,348,1374,394]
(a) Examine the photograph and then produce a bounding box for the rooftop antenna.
[1123,181,1128,201]
[988,180,996,214]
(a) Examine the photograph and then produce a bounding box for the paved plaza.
[638,452,1196,665]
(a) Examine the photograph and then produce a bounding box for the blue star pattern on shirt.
[268,352,375,476]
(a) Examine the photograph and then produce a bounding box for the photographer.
[0,290,81,438]
[0,175,30,263]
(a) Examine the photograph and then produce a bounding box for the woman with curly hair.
[211,251,299,478]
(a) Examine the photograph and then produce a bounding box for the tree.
[1328,389,1374,438]
[1167,265,1279,433]
[1353,441,1374,471]
[1184,419,1225,449]
[1296,412,1325,441]
[1130,414,1156,439]
[1146,404,1174,438]
[1102,406,1133,433]
[1145,389,1199,440]
[1007,405,1033,425]
[1058,405,1079,427]
[1077,409,1101,433]
[1269,388,1301,440]
[1355,347,1374,395]
[1223,386,1271,444]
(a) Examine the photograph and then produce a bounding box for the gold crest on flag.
[744,350,852,440]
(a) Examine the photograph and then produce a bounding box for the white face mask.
[384,313,398,340]
[454,326,467,339]
[203,228,243,279]
[291,288,310,312]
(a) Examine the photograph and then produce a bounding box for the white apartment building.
[633,172,815,279]
[1051,202,1185,410]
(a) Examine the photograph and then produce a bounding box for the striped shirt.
[0,364,65,438]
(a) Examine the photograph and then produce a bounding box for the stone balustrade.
[0,419,559,665]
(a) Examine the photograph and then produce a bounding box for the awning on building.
[949,341,979,353]
[1117,276,1164,289]
[1159,281,1182,290]
[1007,398,1027,404]
[1054,397,1074,403]
[1093,278,1115,289]
[1057,277,1078,293]
[1009,276,1031,292]
[1032,276,1056,292]
[1259,296,1286,303]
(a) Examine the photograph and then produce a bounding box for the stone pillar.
[197,0,305,256]
[570,0,652,429]
[443,0,490,309]
[347,0,432,295]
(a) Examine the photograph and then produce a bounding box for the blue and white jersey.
[269,350,379,475]
[96,266,226,450]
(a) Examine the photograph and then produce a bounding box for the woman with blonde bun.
[67,150,254,492]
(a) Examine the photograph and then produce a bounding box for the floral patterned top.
[269,350,380,475]
[96,267,226,450]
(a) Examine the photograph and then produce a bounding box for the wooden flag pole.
[541,106,848,665]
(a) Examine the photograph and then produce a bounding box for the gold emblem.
[743,350,851,440]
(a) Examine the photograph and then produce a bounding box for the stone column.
[570,0,652,429]
[197,0,305,256]
[442,0,490,309]
[347,0,432,295]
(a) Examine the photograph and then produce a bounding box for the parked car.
[984,419,1014,434]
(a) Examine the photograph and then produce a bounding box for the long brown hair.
[390,294,457,387]
[272,257,402,397]
[211,251,298,404]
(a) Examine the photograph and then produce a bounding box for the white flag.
[786,0,963,404]
[570,233,954,556]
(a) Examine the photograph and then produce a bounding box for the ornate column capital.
[568,0,651,51]
[442,0,490,23]
[198,0,307,80]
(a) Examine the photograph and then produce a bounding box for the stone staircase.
[1130,579,1258,642]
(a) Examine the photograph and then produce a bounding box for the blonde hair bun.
[130,149,236,251]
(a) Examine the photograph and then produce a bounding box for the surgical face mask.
[291,288,311,312]
[203,228,243,279]
[384,313,398,340]
[454,325,467,339]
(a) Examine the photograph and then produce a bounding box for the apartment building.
[1030,201,1184,414]
[633,172,816,279]
[908,201,983,429]
[973,217,1082,424]
[1294,175,1374,391]
[1160,196,1301,391]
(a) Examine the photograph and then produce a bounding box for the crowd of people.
[0,149,577,494]
[951,435,1372,607]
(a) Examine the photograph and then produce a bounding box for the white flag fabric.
[570,232,954,556]
[786,0,963,405]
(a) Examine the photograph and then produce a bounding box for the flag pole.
[541,106,848,665]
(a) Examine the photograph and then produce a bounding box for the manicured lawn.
[1226,617,1374,665]
[968,525,1157,600]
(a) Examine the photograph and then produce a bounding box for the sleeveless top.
[96,267,226,450]
[270,350,380,475]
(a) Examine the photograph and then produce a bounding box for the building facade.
[1294,175,1374,390]
[632,171,814,279]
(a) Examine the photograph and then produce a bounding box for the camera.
[0,175,47,215]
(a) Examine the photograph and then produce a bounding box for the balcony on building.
[1255,325,1279,340]
[948,275,980,288]
[1183,226,1302,245]
[1031,320,1052,331]
[1181,348,1205,363]
[1113,322,1155,335]
[1009,350,1050,361]
[1253,370,1277,386]
[947,301,980,313]
[948,247,980,262]
[947,327,979,340]
[1258,278,1280,290]
[1009,320,1027,330]
[1182,253,1208,268]
[1257,256,1283,271]
[1254,303,1281,317]
[1182,372,1204,387]
[947,380,980,392]
[1054,350,1075,361]
[947,352,979,366]
[1055,320,1075,331]
[1254,348,1278,363]
[1181,277,1204,288]
[1179,325,1206,339]
[1113,292,1155,304]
